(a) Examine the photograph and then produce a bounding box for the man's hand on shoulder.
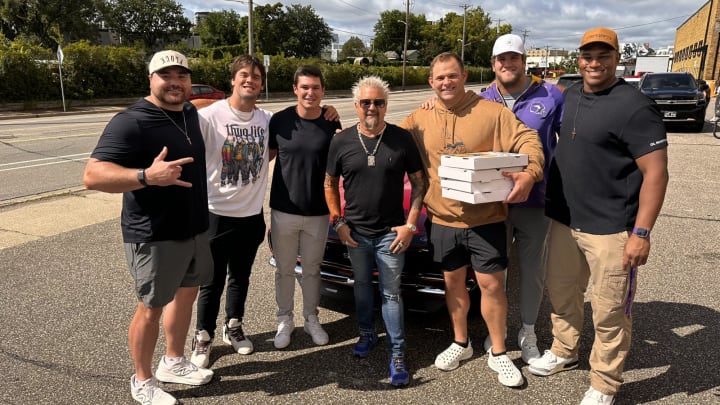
[323,105,340,122]
[420,96,437,110]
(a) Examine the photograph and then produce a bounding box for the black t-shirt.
[326,124,423,238]
[545,81,667,234]
[91,99,209,242]
[268,106,342,215]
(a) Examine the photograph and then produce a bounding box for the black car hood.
[642,89,699,100]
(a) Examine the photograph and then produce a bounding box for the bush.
[0,39,494,104]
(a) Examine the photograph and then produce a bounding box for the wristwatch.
[406,223,417,232]
[137,168,148,187]
[632,227,650,239]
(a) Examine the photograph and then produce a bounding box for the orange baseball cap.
[579,27,619,51]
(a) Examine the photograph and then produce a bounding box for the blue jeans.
[347,230,405,357]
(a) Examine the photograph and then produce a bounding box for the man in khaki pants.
[529,27,669,405]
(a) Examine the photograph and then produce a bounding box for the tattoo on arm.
[408,171,427,211]
[324,173,339,190]
[324,173,342,219]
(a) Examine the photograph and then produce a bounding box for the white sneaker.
[223,319,254,354]
[518,327,541,364]
[528,350,579,376]
[434,342,473,371]
[487,348,524,387]
[130,375,178,405]
[580,387,616,405]
[274,316,295,349]
[190,330,212,368]
[155,356,213,386]
[303,315,329,345]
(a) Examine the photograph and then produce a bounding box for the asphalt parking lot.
[1,120,720,404]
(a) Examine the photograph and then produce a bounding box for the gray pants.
[507,207,550,326]
[271,210,328,320]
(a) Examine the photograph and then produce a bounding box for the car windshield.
[642,75,696,90]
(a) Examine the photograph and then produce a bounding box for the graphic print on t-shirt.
[220,123,265,187]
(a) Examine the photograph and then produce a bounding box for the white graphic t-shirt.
[199,100,273,217]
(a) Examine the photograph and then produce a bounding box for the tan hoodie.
[400,90,544,228]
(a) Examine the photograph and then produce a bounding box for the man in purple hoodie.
[479,34,564,365]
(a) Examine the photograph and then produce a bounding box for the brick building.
[674,0,720,80]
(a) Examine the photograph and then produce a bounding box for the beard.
[363,115,380,131]
[498,71,524,88]
[154,86,187,106]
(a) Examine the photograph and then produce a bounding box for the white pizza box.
[438,165,524,182]
[442,187,512,204]
[440,178,514,193]
[440,152,528,170]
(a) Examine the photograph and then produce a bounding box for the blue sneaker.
[389,356,410,387]
[352,332,377,357]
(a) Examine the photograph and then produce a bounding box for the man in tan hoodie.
[399,52,544,387]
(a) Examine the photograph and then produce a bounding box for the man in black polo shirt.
[529,28,669,405]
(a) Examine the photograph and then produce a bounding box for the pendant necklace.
[357,123,386,167]
[157,105,192,145]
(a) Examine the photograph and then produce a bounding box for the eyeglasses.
[358,99,386,108]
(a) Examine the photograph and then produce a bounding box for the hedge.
[0,40,492,103]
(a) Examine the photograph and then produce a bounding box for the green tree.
[340,36,367,60]
[281,4,332,57]
[0,0,103,47]
[248,3,330,57]
[195,10,243,48]
[252,3,287,55]
[102,0,191,49]
[373,11,429,63]
[373,10,406,55]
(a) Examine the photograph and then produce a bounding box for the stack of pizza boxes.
[439,152,528,204]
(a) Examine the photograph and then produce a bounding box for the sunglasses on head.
[358,99,386,108]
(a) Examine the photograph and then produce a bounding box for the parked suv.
[639,72,709,132]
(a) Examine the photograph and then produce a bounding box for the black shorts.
[429,222,507,274]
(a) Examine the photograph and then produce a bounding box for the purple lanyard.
[624,266,637,315]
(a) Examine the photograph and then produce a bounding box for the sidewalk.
[0,190,122,250]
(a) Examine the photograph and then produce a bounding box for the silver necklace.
[227,99,255,122]
[357,123,386,167]
[157,105,191,145]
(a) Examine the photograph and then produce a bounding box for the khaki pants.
[546,220,635,395]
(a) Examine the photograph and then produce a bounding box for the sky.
[178,0,706,52]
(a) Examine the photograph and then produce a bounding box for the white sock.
[522,323,535,332]
[133,375,151,386]
[163,355,183,366]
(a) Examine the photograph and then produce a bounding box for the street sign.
[264,55,270,67]
[57,45,64,65]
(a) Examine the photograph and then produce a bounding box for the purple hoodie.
[480,75,564,208]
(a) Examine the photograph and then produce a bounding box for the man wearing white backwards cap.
[479,34,564,366]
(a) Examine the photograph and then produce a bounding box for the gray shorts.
[124,232,213,308]
[430,221,507,274]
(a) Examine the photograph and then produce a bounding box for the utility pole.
[496,18,504,35]
[225,0,254,55]
[400,0,410,91]
[460,4,470,62]
[521,28,530,44]
[248,0,253,55]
